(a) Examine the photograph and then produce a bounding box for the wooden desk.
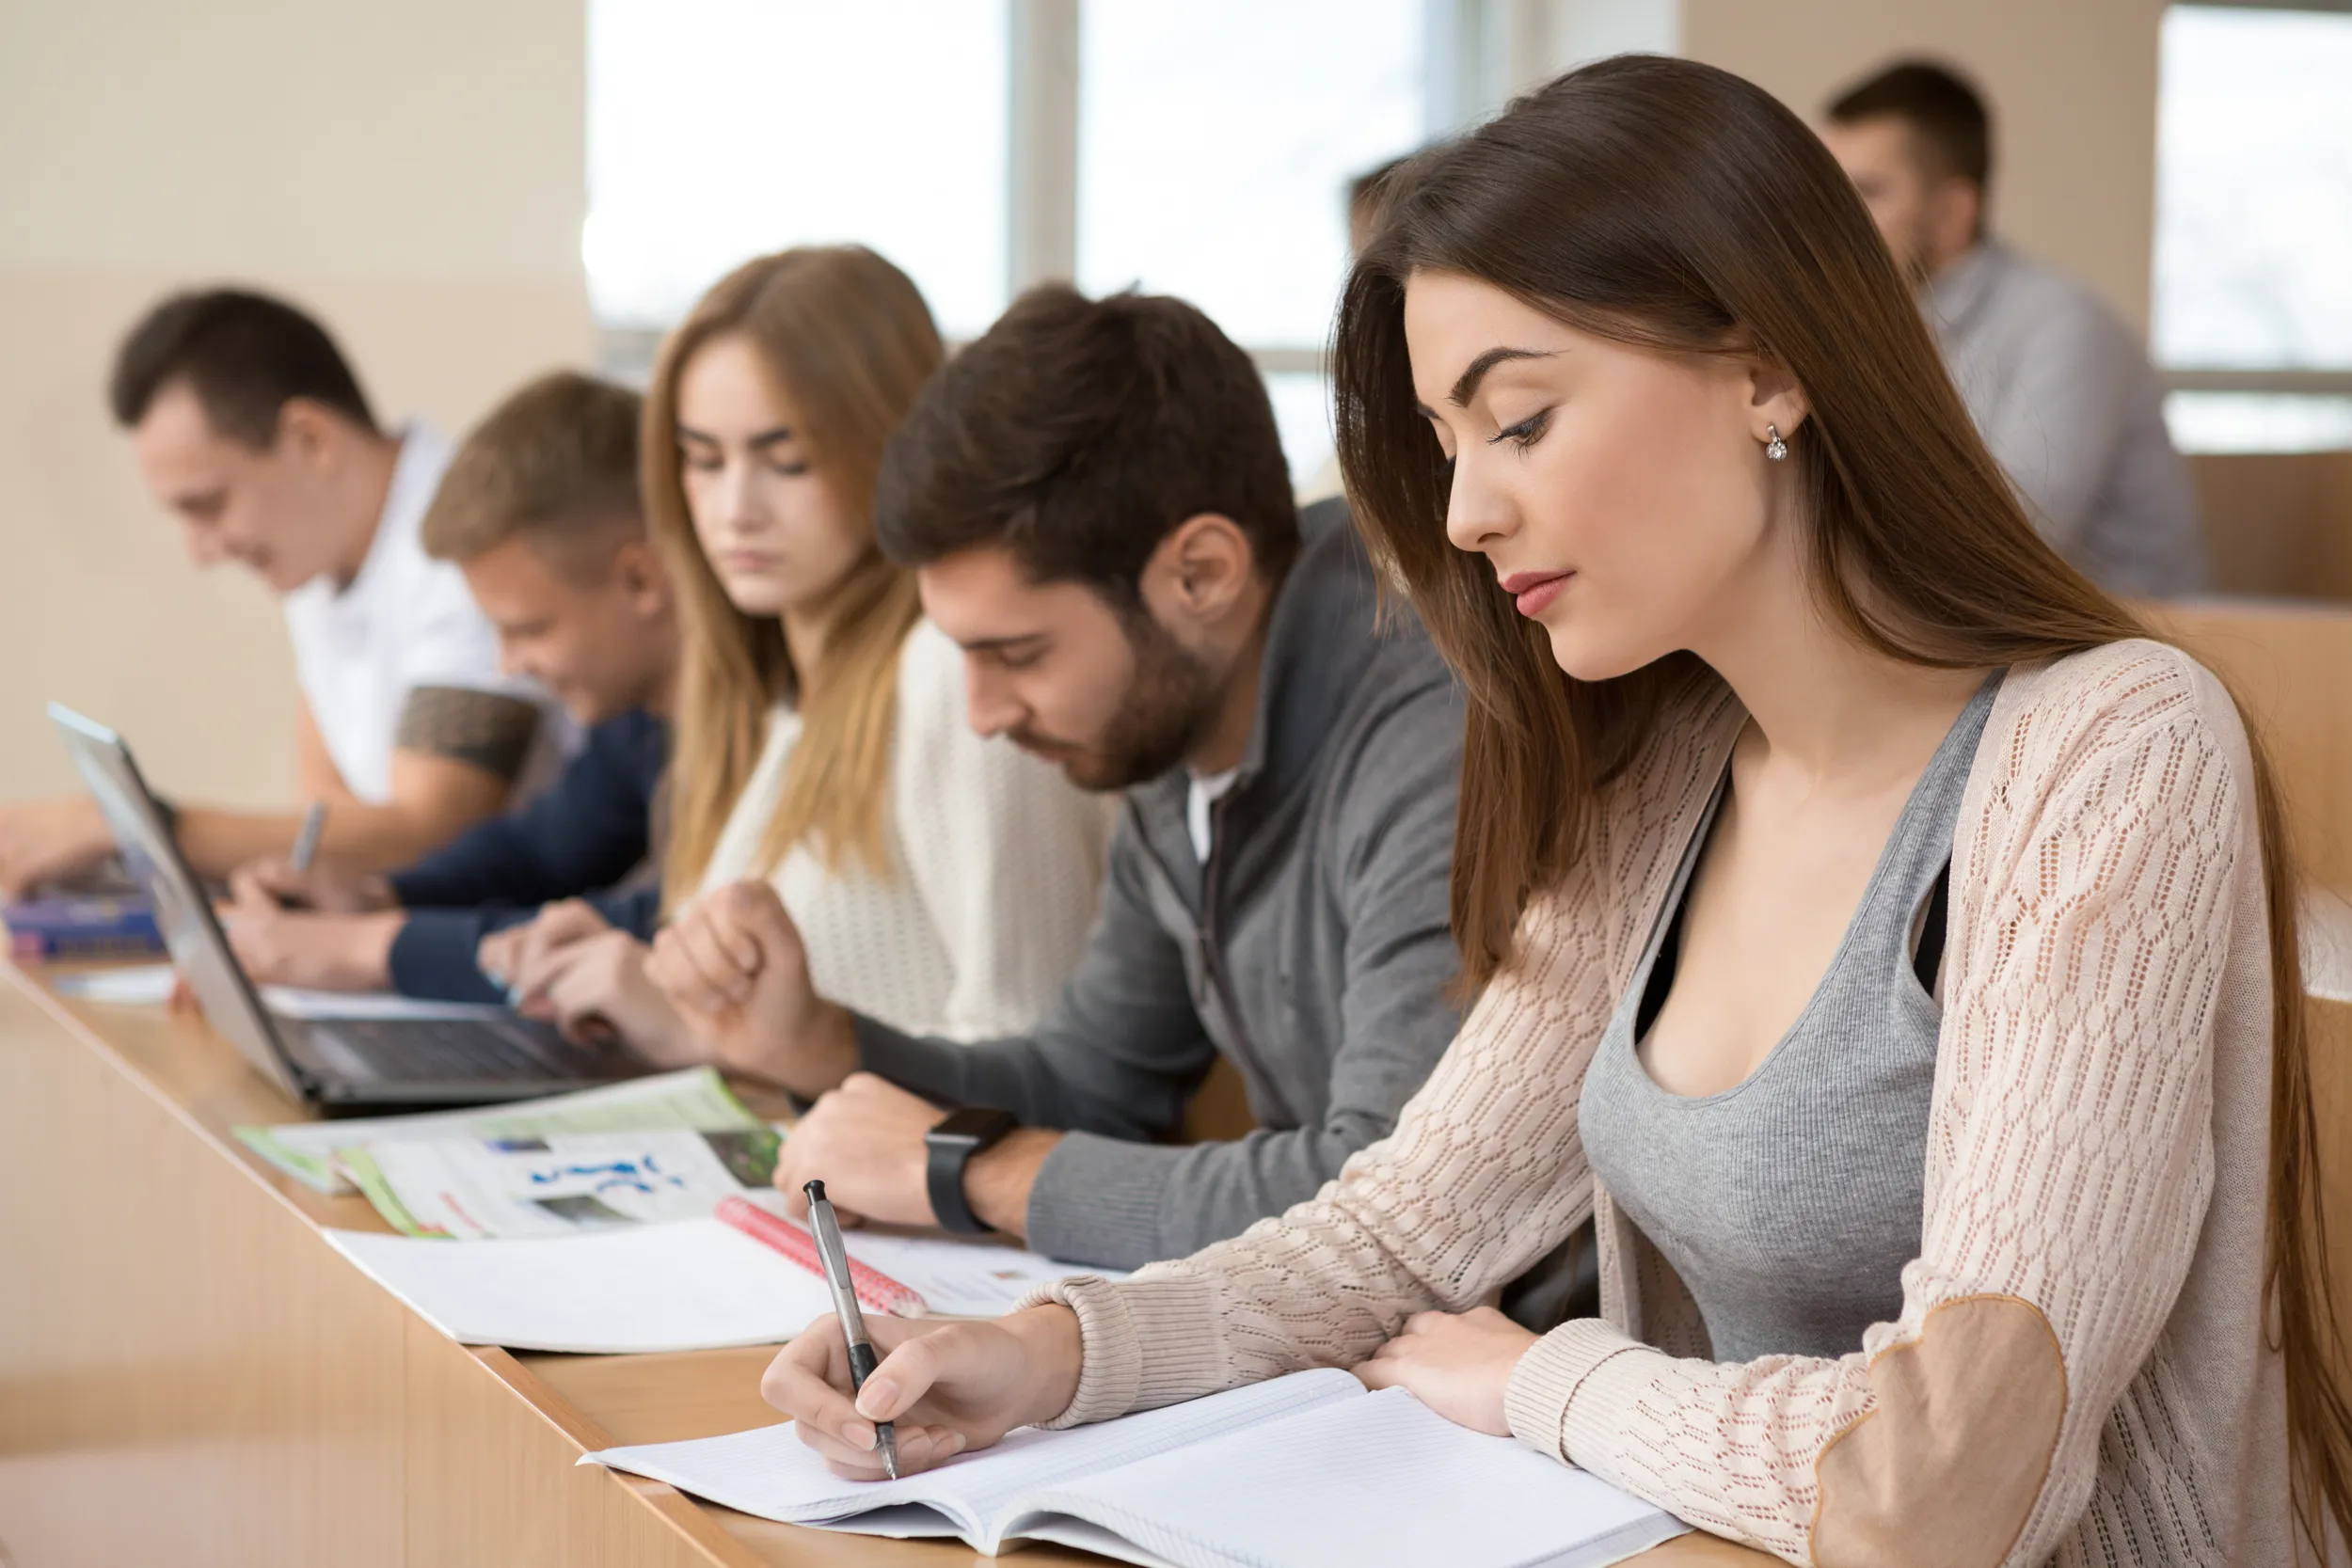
[0,962,1762,1567]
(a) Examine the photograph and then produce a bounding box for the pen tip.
[803,1179,827,1205]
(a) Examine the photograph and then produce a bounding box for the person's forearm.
[177,799,495,879]
[963,1129,1063,1238]
[1022,1124,1391,1271]
[756,1000,863,1099]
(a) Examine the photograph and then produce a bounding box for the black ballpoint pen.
[804,1180,900,1480]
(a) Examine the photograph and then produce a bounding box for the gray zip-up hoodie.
[854,499,1469,1269]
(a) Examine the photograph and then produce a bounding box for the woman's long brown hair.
[644,246,943,906]
[1334,54,2348,1546]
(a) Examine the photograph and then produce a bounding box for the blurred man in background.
[1822,60,2206,597]
[0,289,568,896]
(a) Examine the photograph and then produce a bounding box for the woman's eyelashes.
[1486,407,1552,451]
[677,449,809,479]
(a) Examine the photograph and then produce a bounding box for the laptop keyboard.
[314,1018,579,1082]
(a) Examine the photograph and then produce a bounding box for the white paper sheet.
[835,1229,1130,1317]
[581,1373,1685,1568]
[51,963,178,1005]
[325,1216,837,1353]
[1024,1386,1686,1568]
[581,1370,1363,1544]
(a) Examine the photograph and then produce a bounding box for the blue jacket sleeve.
[387,711,665,910]
[386,885,661,1003]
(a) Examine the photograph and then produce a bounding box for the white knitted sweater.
[1036,640,2293,1566]
[699,619,1112,1043]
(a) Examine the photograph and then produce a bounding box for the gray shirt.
[1931,241,2206,598]
[854,499,1469,1270]
[1579,674,1998,1363]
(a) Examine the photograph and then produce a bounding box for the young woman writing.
[755,60,2349,1563]
[501,247,1106,1053]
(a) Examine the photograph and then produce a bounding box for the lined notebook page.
[326,1218,836,1353]
[1021,1386,1686,1568]
[582,1369,1365,1545]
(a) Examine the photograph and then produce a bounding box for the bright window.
[586,0,1434,479]
[2153,5,2352,452]
[585,0,1009,341]
[1074,0,1422,351]
[2153,5,2352,369]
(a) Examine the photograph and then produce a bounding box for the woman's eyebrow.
[1448,346,1556,407]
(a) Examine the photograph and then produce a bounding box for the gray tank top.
[1579,673,2001,1363]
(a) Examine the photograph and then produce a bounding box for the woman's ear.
[1746,357,1811,443]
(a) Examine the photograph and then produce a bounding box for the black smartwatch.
[925,1107,1019,1234]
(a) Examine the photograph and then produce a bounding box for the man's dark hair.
[1824,59,1993,191]
[108,288,378,449]
[873,285,1298,604]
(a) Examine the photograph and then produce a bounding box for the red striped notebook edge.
[714,1195,930,1317]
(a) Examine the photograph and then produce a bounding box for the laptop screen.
[47,703,310,1101]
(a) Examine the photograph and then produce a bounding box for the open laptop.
[50,702,651,1113]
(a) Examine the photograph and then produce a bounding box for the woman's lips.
[1500,570,1572,617]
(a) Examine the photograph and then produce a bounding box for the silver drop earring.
[1764,423,1788,462]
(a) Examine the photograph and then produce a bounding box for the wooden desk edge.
[1,961,319,1215]
[469,1348,773,1568]
[4,960,1777,1566]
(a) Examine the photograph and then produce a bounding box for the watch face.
[931,1106,1016,1146]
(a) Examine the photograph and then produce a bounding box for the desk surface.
[0,960,1767,1567]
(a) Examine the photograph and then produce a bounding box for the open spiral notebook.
[583,1368,1686,1568]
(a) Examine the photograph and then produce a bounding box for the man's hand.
[0,797,113,898]
[520,927,696,1061]
[1352,1307,1538,1437]
[772,1075,1062,1238]
[762,1306,1084,1480]
[230,857,394,915]
[222,902,403,991]
[647,879,857,1095]
[490,899,614,1002]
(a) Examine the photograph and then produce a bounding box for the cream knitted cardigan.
[1032,640,2292,1567]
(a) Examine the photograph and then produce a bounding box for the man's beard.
[1011,610,1220,793]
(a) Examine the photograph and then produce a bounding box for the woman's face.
[674,333,867,620]
[1402,269,1801,682]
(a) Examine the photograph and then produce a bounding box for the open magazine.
[343,1125,781,1238]
[233,1067,765,1196]
[584,1370,1685,1568]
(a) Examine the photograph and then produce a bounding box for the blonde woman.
[757,62,2350,1564]
[506,248,1106,1053]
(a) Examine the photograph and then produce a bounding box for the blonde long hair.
[646,247,944,906]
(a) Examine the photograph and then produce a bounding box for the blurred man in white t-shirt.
[0,289,566,896]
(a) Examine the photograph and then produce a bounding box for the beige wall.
[0,0,593,807]
[1679,0,2166,334]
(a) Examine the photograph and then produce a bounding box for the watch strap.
[927,1132,987,1234]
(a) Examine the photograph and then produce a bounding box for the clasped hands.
[641,881,993,1229]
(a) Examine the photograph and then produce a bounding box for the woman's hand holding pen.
[762,1306,1084,1480]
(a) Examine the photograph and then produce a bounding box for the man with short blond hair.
[226,371,680,1002]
